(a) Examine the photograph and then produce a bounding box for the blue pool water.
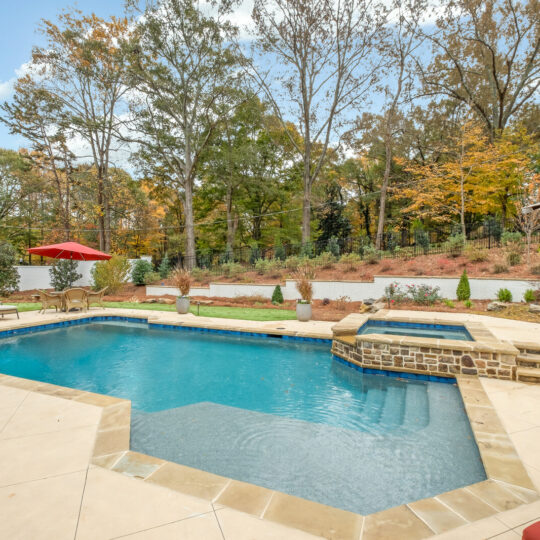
[0,321,485,513]
[358,320,474,341]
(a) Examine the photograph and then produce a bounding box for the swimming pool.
[0,320,485,514]
[358,319,474,341]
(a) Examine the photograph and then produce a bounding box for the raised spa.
[357,319,474,341]
[0,319,485,514]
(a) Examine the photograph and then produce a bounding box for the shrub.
[340,252,361,272]
[191,267,211,282]
[384,282,407,304]
[501,231,523,246]
[497,288,512,302]
[274,243,286,261]
[249,244,260,265]
[415,230,430,254]
[456,269,471,301]
[443,299,455,308]
[255,258,270,275]
[132,259,153,286]
[406,283,441,305]
[284,255,305,271]
[363,245,381,264]
[531,264,540,276]
[445,233,465,257]
[335,295,351,310]
[271,285,284,304]
[170,267,191,296]
[326,236,340,257]
[0,242,19,296]
[91,255,130,294]
[221,262,244,277]
[158,254,171,279]
[49,259,82,291]
[465,244,488,263]
[313,251,335,269]
[464,299,473,309]
[506,251,521,266]
[143,271,161,285]
[524,289,535,303]
[492,263,508,274]
[300,242,313,258]
[294,264,314,303]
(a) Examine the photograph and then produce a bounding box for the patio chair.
[86,287,107,309]
[0,302,19,319]
[64,288,88,313]
[37,290,63,314]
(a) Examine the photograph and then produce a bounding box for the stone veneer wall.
[332,338,517,380]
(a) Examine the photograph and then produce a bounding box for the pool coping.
[0,313,538,539]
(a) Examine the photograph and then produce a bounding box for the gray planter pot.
[176,296,190,314]
[296,302,312,322]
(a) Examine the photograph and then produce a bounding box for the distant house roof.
[522,202,540,214]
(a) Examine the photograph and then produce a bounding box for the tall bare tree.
[125,0,243,268]
[25,12,131,251]
[249,0,387,244]
[1,78,76,239]
[419,0,539,140]
[373,0,425,249]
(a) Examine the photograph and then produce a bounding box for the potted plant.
[171,267,192,314]
[295,264,314,321]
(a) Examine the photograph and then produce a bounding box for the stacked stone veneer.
[331,314,520,381]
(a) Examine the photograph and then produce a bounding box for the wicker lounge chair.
[64,288,88,312]
[0,303,19,319]
[86,287,107,309]
[37,290,63,314]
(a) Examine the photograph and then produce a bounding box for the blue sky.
[0,0,125,150]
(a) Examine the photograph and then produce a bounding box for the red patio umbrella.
[27,241,112,261]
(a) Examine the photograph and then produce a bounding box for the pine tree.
[456,269,471,301]
[271,285,284,304]
[159,254,171,279]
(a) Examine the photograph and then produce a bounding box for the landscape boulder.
[529,303,540,314]
[487,301,507,311]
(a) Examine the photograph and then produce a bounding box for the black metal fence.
[169,219,539,272]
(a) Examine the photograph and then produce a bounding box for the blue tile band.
[0,316,332,344]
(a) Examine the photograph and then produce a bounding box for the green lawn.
[9,301,297,321]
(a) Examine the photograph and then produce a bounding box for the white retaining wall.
[147,275,539,302]
[16,256,151,291]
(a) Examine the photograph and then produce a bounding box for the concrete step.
[517,353,540,369]
[516,367,540,384]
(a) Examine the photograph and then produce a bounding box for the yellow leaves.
[402,123,531,222]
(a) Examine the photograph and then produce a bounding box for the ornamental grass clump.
[171,267,191,297]
[295,264,314,303]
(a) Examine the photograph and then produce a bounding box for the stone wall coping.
[354,332,519,354]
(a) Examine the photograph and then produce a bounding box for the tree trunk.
[376,136,392,250]
[460,174,466,238]
[301,145,312,244]
[96,176,106,252]
[225,185,237,253]
[184,177,196,270]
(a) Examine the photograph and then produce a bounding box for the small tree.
[271,285,284,304]
[0,242,20,296]
[274,243,286,261]
[456,269,471,301]
[91,256,131,294]
[49,259,82,291]
[326,236,341,258]
[159,254,171,279]
[132,259,153,286]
